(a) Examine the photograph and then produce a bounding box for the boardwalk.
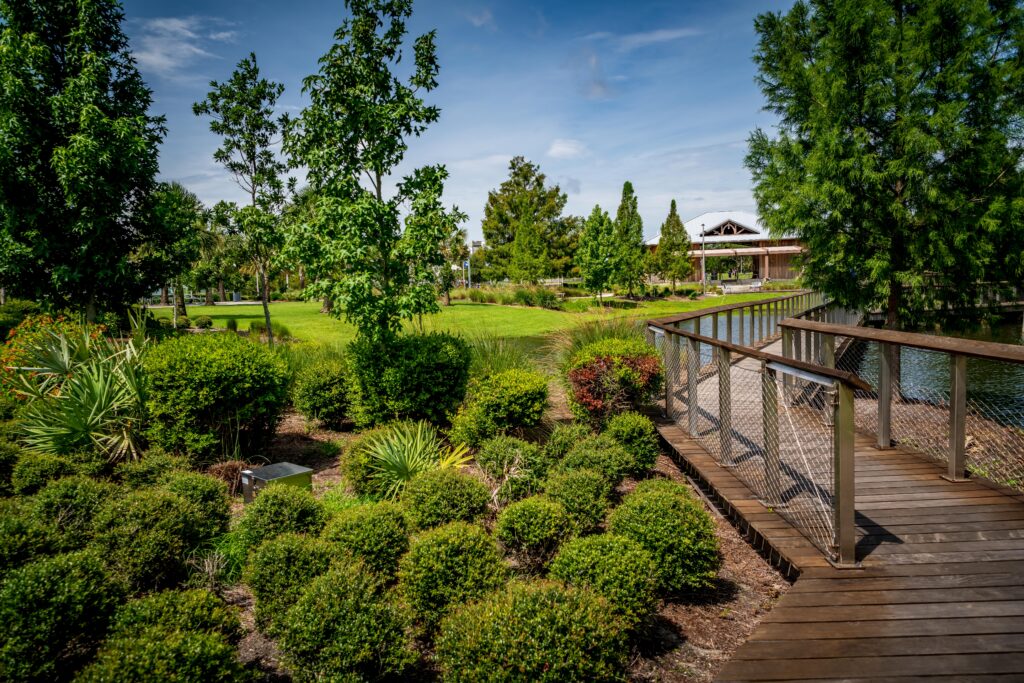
[658,422,1024,681]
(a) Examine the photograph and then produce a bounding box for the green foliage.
[543,422,594,461]
[244,532,335,635]
[0,501,52,572]
[610,182,646,296]
[78,629,248,683]
[293,359,350,428]
[476,435,552,505]
[560,434,635,485]
[280,563,417,681]
[114,450,190,487]
[0,300,40,339]
[543,468,611,535]
[194,315,214,329]
[144,333,288,463]
[632,477,693,501]
[249,319,292,340]
[236,484,327,550]
[576,204,616,299]
[550,318,645,372]
[175,315,191,330]
[341,425,392,498]
[10,452,73,495]
[467,336,532,379]
[605,411,660,474]
[403,467,490,530]
[159,471,231,544]
[549,534,658,627]
[509,217,549,284]
[448,368,549,447]
[225,317,238,332]
[650,199,693,288]
[108,589,242,644]
[356,420,470,500]
[322,501,409,579]
[0,551,122,682]
[436,580,629,683]
[495,496,569,566]
[608,491,720,594]
[347,332,470,427]
[30,475,116,552]
[566,337,664,422]
[398,521,508,627]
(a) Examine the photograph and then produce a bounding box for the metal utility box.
[241,462,314,503]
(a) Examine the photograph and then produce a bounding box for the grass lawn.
[154,292,778,346]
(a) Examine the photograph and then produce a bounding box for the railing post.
[665,332,679,417]
[686,337,699,436]
[877,343,894,449]
[793,326,802,363]
[718,346,733,465]
[833,380,857,567]
[762,362,781,506]
[822,333,835,368]
[726,309,733,345]
[760,303,767,341]
[812,327,821,364]
[711,313,719,362]
[944,353,969,482]
[738,308,745,346]
[782,327,793,393]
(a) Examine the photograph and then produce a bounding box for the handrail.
[652,290,812,327]
[779,318,1024,365]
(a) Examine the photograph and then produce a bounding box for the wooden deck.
[657,420,1024,682]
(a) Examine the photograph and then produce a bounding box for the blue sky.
[122,0,791,242]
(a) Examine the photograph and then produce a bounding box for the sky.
[121,0,793,242]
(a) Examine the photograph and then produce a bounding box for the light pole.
[701,224,706,295]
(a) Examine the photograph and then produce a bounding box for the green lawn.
[155,293,776,346]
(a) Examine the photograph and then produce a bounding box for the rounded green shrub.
[293,359,350,428]
[340,424,389,498]
[560,434,635,485]
[176,315,191,330]
[0,550,122,681]
[347,332,470,428]
[495,496,569,566]
[236,483,327,550]
[10,452,73,495]
[476,435,552,505]
[403,467,489,530]
[243,533,335,635]
[322,501,408,579]
[92,489,203,591]
[78,629,247,682]
[159,470,230,544]
[449,369,549,447]
[194,315,214,329]
[114,450,190,487]
[632,477,693,501]
[108,589,242,644]
[0,500,52,572]
[398,522,509,627]
[542,422,594,461]
[549,534,658,626]
[0,441,20,495]
[144,333,288,464]
[605,411,660,473]
[30,475,116,551]
[542,468,611,535]
[566,337,663,422]
[608,491,720,594]
[225,318,238,332]
[280,563,416,681]
[436,580,629,682]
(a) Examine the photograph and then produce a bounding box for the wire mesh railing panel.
[965,395,1024,490]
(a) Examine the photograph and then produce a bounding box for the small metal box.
[241,462,314,503]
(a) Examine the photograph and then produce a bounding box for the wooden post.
[833,381,857,566]
[762,362,781,506]
[686,337,699,435]
[726,309,733,345]
[718,346,733,465]
[782,327,793,394]
[877,343,894,449]
[793,327,802,363]
[711,313,719,362]
[822,333,835,369]
[664,332,677,417]
[738,308,745,346]
[944,353,969,482]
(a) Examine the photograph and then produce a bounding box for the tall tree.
[0,0,165,319]
[148,183,207,319]
[651,200,692,290]
[284,0,465,342]
[438,227,469,306]
[746,0,1024,328]
[480,157,567,279]
[610,181,646,296]
[194,53,289,345]
[576,205,615,303]
[548,215,583,278]
[509,218,548,284]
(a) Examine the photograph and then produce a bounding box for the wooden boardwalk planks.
[656,421,1024,682]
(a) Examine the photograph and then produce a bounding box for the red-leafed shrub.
[565,338,663,422]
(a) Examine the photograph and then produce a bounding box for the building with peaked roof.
[646,210,803,281]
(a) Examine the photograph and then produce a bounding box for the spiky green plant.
[364,421,471,500]
[467,335,532,379]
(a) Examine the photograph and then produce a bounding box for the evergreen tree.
[651,200,692,290]
[0,0,165,318]
[576,205,615,303]
[610,181,646,296]
[509,218,548,284]
[746,0,1024,328]
[438,227,469,305]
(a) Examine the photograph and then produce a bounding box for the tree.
[284,0,465,342]
[610,181,646,297]
[0,0,165,319]
[194,53,289,345]
[481,157,567,279]
[576,205,615,303]
[509,218,548,284]
[548,215,583,278]
[746,0,1024,328]
[148,183,207,319]
[650,200,692,290]
[438,227,469,306]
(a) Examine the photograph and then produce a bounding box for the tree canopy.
[651,200,692,289]
[576,205,615,300]
[610,181,646,296]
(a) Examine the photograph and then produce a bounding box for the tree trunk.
[298,266,306,290]
[174,279,188,318]
[160,286,169,306]
[321,297,333,314]
[261,268,274,347]
[0,287,5,305]
[205,288,214,306]
[444,288,451,306]
[218,280,226,302]
[85,298,97,323]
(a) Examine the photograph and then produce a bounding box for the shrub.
[436,580,629,682]
[0,315,104,397]
[476,435,552,505]
[225,317,238,332]
[566,337,663,422]
[293,359,350,428]
[92,489,204,591]
[78,629,247,683]
[560,434,635,485]
[549,534,658,627]
[30,475,116,551]
[244,533,335,635]
[542,421,594,461]
[144,333,289,464]
[403,467,490,530]
[194,315,214,329]
[280,563,416,681]
[176,315,191,330]
[236,484,327,550]
[0,299,41,339]
[543,468,611,535]
[10,452,73,495]
[356,420,470,500]
[0,501,52,572]
[605,411,660,473]
[340,424,390,498]
[448,369,549,447]
[322,501,408,579]
[159,471,230,544]
[0,550,122,681]
[347,332,470,428]
[467,336,531,379]
[108,589,242,644]
[398,522,508,627]
[608,491,720,594]
[114,450,190,487]
[632,477,693,501]
[495,496,569,566]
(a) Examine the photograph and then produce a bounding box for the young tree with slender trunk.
[577,205,615,304]
[509,218,548,284]
[438,227,469,306]
[611,181,646,297]
[651,199,692,291]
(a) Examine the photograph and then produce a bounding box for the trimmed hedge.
[448,369,549,446]
[542,468,611,535]
[402,468,490,530]
[10,452,73,495]
[495,496,569,566]
[293,359,350,428]
[632,477,693,501]
[159,470,230,544]
[322,501,408,579]
[542,422,594,461]
[108,589,242,644]
[605,411,660,474]
[0,441,20,496]
[114,450,190,487]
[243,533,335,635]
[0,502,52,572]
[78,629,247,682]
[475,435,552,505]
[30,475,116,551]
[560,434,635,485]
[566,337,663,422]
[235,484,327,550]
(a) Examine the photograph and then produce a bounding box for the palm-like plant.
[364,421,471,500]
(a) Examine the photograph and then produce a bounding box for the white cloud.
[581,26,701,53]
[208,30,238,42]
[132,16,232,80]
[466,8,495,30]
[547,138,587,159]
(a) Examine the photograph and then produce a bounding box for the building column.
[761,253,770,280]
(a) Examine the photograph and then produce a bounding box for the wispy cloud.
[132,16,233,80]
[582,26,701,53]
[547,138,587,159]
[208,30,237,42]
[466,8,495,30]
